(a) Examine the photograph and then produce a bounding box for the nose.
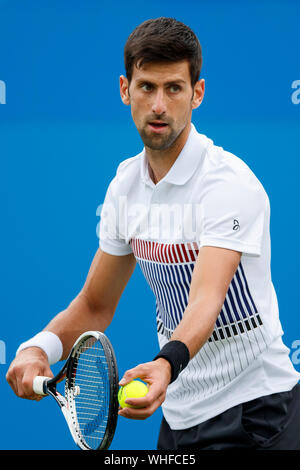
[151,89,167,115]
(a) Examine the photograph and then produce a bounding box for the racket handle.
[33,376,51,395]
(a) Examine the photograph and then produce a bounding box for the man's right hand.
[5,250,137,401]
[6,347,53,400]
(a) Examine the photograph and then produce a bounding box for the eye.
[141,83,153,92]
[169,84,181,93]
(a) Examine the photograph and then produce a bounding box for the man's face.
[120,60,204,151]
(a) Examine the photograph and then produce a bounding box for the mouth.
[148,121,169,134]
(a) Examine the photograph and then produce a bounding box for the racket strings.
[70,338,110,450]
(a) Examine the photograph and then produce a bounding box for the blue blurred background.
[0,0,299,450]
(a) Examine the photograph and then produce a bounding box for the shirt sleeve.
[98,179,133,256]
[199,178,268,256]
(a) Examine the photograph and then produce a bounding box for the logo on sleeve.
[233,219,240,231]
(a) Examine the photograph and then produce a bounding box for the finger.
[22,365,53,400]
[22,369,45,400]
[13,381,44,400]
[15,369,32,399]
[9,369,21,398]
[22,369,37,397]
[120,390,165,415]
[30,366,53,400]
[119,364,149,386]
[118,392,165,420]
[124,382,163,409]
[6,369,17,396]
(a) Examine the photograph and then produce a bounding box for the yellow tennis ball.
[118,380,149,408]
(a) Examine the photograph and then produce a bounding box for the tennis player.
[7,18,300,450]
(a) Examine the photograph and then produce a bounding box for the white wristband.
[16,331,63,365]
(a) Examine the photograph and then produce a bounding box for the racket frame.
[35,331,119,450]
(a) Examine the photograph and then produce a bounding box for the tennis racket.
[33,330,119,450]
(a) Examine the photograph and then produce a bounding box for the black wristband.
[153,340,190,383]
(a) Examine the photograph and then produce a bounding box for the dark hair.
[124,17,202,86]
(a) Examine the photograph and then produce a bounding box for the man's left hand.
[118,358,171,420]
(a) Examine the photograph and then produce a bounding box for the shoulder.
[108,152,142,195]
[200,137,269,204]
[116,153,141,175]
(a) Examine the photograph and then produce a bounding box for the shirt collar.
[140,123,207,187]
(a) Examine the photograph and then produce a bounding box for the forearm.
[118,297,223,419]
[170,294,223,359]
[44,292,114,359]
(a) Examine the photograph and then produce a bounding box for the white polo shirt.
[99,123,300,429]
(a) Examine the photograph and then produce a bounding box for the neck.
[146,123,191,184]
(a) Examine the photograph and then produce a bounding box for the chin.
[140,129,178,151]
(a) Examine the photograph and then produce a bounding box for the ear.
[120,75,131,105]
[191,78,205,110]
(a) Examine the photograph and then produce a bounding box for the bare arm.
[118,246,241,419]
[45,248,136,359]
[6,248,136,398]
[170,246,241,357]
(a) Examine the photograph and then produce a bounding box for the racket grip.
[33,376,50,395]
